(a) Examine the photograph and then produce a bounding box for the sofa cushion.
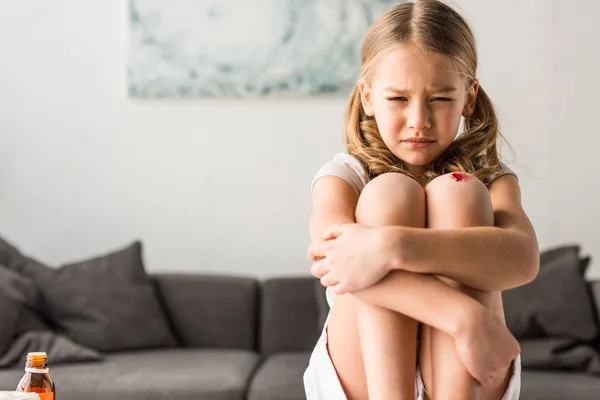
[17,241,176,352]
[0,349,260,400]
[152,274,259,350]
[521,370,600,400]
[248,352,310,400]
[260,277,320,356]
[502,245,598,341]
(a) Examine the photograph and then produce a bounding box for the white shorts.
[303,315,522,400]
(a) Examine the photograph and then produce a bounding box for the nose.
[406,101,432,131]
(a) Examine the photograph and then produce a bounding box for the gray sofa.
[1,274,600,400]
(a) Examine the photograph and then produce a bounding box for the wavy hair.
[346,0,506,185]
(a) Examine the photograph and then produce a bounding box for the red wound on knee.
[450,172,471,182]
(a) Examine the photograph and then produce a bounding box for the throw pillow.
[0,293,21,358]
[579,256,592,276]
[0,264,38,308]
[502,245,598,341]
[519,338,600,375]
[0,239,54,335]
[15,240,176,352]
[589,281,600,335]
[0,265,103,368]
[0,331,102,368]
[0,237,28,272]
[0,265,40,357]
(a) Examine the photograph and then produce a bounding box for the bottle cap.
[26,352,47,360]
[25,352,49,373]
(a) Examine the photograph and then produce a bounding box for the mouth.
[402,138,436,143]
[401,138,436,149]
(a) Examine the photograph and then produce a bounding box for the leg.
[327,173,425,400]
[355,174,426,399]
[420,173,512,400]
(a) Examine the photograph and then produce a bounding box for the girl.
[303,1,539,399]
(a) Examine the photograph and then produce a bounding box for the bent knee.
[426,172,488,195]
[361,173,424,202]
[356,173,425,227]
[426,173,492,216]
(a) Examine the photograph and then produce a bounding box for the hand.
[307,224,393,294]
[454,307,520,386]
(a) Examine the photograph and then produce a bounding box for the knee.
[356,173,425,227]
[425,172,492,215]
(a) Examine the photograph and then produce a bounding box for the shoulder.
[311,153,368,197]
[487,163,523,209]
[484,162,518,186]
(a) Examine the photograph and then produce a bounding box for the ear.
[359,80,375,117]
[462,80,479,118]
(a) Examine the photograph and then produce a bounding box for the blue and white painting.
[128,0,401,98]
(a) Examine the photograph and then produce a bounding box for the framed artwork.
[128,0,400,98]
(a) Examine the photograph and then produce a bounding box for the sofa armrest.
[152,274,259,350]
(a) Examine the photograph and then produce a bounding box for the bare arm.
[386,175,539,292]
[351,269,484,337]
[309,176,358,244]
[311,176,487,337]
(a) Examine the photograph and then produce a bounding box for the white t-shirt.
[312,152,516,199]
[311,152,517,308]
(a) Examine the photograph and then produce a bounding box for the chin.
[395,153,435,168]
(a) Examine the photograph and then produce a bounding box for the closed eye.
[387,97,408,102]
[432,97,453,102]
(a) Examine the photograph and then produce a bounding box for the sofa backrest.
[152,274,260,351]
[151,273,600,356]
[255,278,600,355]
[151,274,322,355]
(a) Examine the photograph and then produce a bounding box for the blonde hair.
[346,0,505,185]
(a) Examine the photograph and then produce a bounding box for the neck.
[405,164,429,176]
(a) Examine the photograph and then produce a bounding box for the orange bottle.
[16,352,55,400]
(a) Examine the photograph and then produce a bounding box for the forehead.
[371,45,465,90]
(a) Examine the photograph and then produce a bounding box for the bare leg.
[355,173,425,399]
[324,173,518,400]
[420,173,514,400]
[327,173,425,400]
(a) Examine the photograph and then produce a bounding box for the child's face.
[360,45,478,175]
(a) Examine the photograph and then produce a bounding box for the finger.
[310,259,329,279]
[307,247,324,262]
[307,242,327,260]
[306,246,316,261]
[322,230,340,241]
[333,282,349,295]
[322,224,347,240]
[320,273,339,288]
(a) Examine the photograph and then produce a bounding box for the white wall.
[454,0,600,279]
[0,1,598,278]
